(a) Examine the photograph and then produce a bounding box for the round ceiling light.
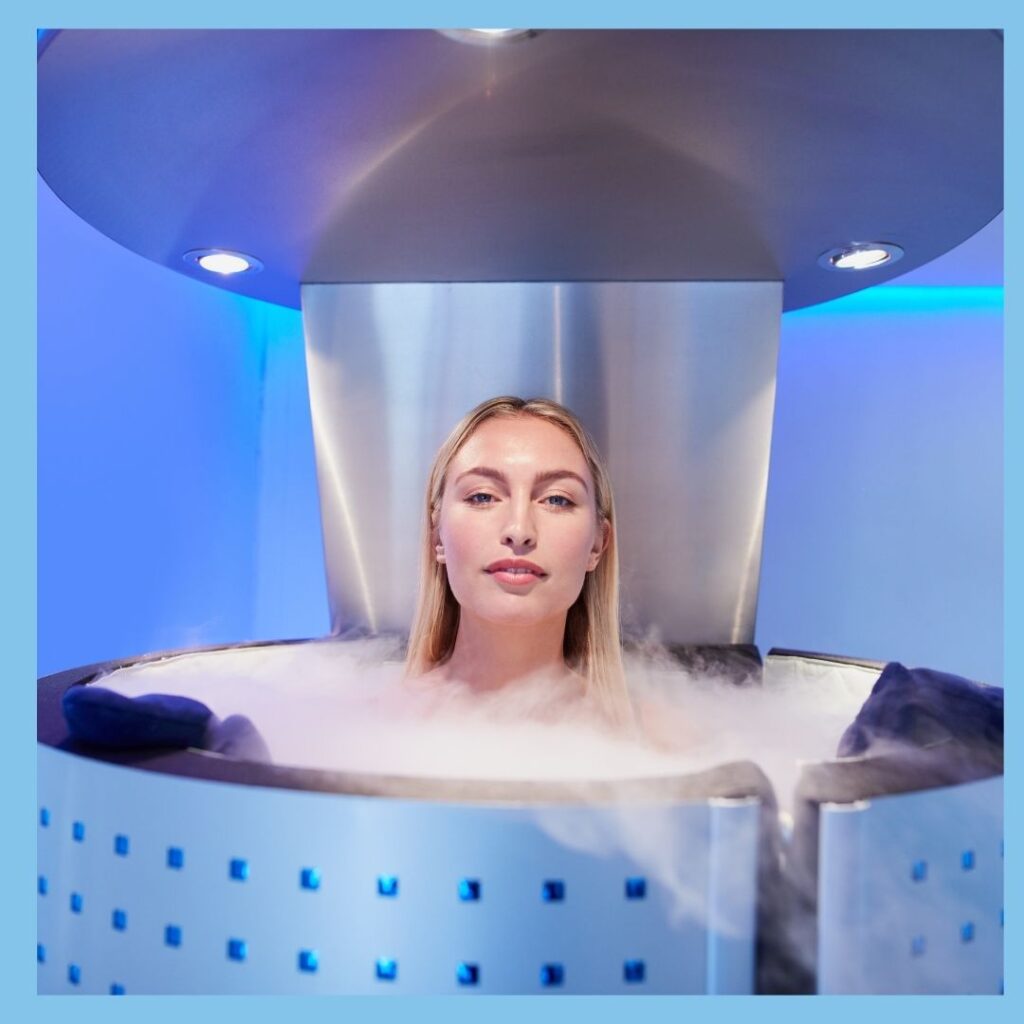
[183,248,263,276]
[437,29,537,45]
[818,242,904,271]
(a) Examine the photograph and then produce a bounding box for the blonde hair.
[405,396,636,729]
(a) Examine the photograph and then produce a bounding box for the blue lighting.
[911,860,927,882]
[456,962,479,986]
[70,892,83,914]
[229,858,249,881]
[112,909,127,931]
[961,922,975,943]
[624,959,645,983]
[376,957,398,981]
[72,821,85,842]
[39,808,50,828]
[625,877,646,899]
[540,963,564,987]
[785,286,1003,318]
[962,850,976,871]
[114,834,130,856]
[37,943,45,964]
[377,875,399,897]
[68,963,81,985]
[38,876,47,896]
[110,983,125,995]
[911,935,926,957]
[167,846,184,869]
[458,878,481,901]
[165,925,182,948]
[542,880,565,902]
[227,938,248,962]
[298,949,319,973]
[300,867,321,891]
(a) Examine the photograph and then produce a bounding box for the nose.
[501,493,537,550]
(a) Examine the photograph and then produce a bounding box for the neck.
[440,610,573,691]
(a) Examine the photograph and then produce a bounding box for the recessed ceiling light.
[437,29,537,45]
[183,248,263,276]
[818,242,904,271]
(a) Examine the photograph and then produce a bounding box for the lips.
[485,558,547,575]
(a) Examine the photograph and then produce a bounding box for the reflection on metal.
[302,281,781,643]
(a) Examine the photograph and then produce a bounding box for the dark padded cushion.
[837,661,1003,769]
[62,684,214,749]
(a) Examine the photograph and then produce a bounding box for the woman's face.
[436,415,609,628]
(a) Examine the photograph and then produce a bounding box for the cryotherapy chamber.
[37,30,1003,994]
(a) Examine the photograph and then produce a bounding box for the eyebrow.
[454,466,590,494]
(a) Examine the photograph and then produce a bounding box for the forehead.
[452,416,590,475]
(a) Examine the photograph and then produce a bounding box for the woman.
[404,395,638,731]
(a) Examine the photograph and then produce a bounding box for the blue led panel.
[37,944,45,963]
[167,846,184,869]
[377,875,399,897]
[911,860,927,882]
[38,876,47,896]
[70,892,83,914]
[458,878,481,901]
[300,867,321,891]
[68,964,81,985]
[110,983,125,995]
[624,959,645,983]
[165,925,182,947]
[961,922,975,943]
[112,909,127,931]
[540,963,564,986]
[625,877,646,899]
[298,949,319,973]
[72,821,85,842]
[456,962,479,986]
[228,938,248,961]
[229,858,249,881]
[962,850,976,871]
[39,808,50,828]
[376,957,397,981]
[542,880,565,902]
[114,834,129,856]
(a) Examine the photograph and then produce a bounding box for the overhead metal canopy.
[37,29,1002,310]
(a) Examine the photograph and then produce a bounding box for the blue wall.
[37,179,1002,685]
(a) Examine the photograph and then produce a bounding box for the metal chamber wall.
[302,281,782,645]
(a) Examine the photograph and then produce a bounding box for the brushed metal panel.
[302,281,781,643]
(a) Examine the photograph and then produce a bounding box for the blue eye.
[467,493,494,505]
[545,495,575,508]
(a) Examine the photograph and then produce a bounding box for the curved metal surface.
[37,29,1001,310]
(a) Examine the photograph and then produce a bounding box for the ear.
[587,518,611,572]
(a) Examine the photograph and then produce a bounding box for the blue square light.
[458,878,481,901]
[228,938,248,962]
[300,867,321,891]
[114,834,129,857]
[911,935,926,957]
[229,858,249,881]
[167,846,184,870]
[72,821,85,842]
[37,943,45,964]
[540,963,564,987]
[377,875,399,897]
[39,808,50,828]
[165,924,182,948]
[112,909,127,931]
[298,949,319,973]
[625,877,646,899]
[70,892,83,914]
[376,957,397,981]
[542,880,565,902]
[110,983,125,995]
[624,959,645,983]
[68,963,81,985]
[962,850,976,871]
[911,860,927,882]
[456,962,479,986]
[38,876,47,896]
[961,922,975,943]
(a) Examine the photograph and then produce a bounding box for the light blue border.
[7,2,1017,1023]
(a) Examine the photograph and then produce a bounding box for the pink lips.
[485,558,547,585]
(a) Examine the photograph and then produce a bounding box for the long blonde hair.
[404,396,636,728]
